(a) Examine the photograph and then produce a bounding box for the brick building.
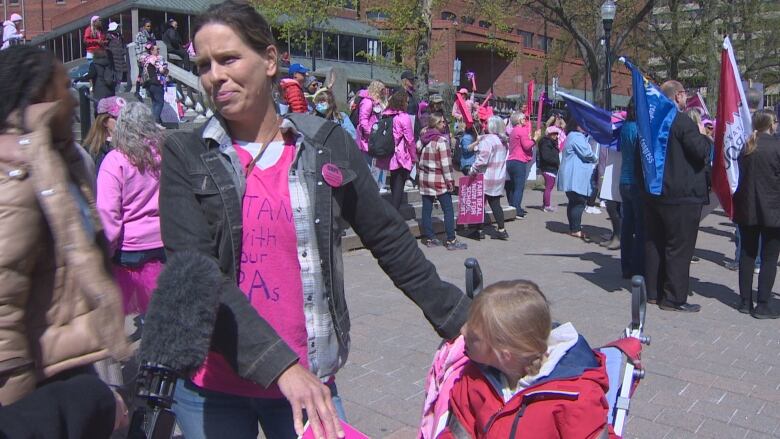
[15,0,630,106]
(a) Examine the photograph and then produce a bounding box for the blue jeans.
[173,379,346,439]
[505,160,529,213]
[421,192,455,241]
[619,184,644,277]
[147,84,164,123]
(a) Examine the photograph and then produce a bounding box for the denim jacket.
[159,114,470,387]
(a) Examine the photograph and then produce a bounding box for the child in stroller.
[420,259,648,439]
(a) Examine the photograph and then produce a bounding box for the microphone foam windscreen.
[139,251,223,375]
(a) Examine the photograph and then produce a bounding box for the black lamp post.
[601,0,616,110]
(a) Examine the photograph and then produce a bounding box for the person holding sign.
[469,116,509,240]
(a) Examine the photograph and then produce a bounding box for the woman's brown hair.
[467,280,552,377]
[83,113,112,156]
[744,109,776,156]
[193,0,277,62]
[387,90,408,112]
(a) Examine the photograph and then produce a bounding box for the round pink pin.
[322,163,344,187]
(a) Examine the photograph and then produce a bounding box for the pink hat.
[91,15,100,24]
[10,13,22,22]
[546,125,563,136]
[96,96,126,118]
[458,88,469,94]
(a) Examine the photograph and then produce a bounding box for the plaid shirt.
[471,133,508,196]
[418,134,455,196]
[202,117,340,380]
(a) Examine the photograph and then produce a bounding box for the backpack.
[368,115,396,158]
[348,95,363,128]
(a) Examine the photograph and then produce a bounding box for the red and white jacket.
[439,323,615,439]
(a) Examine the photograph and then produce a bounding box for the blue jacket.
[459,132,477,170]
[558,131,597,196]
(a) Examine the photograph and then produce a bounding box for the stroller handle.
[629,275,648,337]
[464,258,483,299]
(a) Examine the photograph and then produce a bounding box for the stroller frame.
[463,258,651,437]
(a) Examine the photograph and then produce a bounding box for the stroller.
[418,258,651,438]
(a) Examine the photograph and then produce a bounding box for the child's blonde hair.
[467,280,551,377]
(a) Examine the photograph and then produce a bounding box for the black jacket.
[162,27,183,51]
[159,114,470,387]
[537,136,560,174]
[82,55,116,102]
[106,31,128,74]
[733,133,780,228]
[640,111,712,204]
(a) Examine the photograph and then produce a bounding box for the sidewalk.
[336,189,780,438]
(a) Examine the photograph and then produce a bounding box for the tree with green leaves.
[253,0,351,71]
[521,0,657,107]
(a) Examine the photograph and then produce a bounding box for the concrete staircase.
[342,186,517,251]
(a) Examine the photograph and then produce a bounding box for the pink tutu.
[113,260,163,315]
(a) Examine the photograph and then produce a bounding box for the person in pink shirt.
[379,90,416,212]
[356,80,387,188]
[96,102,164,314]
[506,111,536,218]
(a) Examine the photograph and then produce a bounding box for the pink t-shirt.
[507,124,535,163]
[191,141,308,398]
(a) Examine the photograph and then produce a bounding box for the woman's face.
[194,23,277,124]
[103,116,117,137]
[40,63,77,143]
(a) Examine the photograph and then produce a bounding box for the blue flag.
[557,90,622,147]
[622,58,678,196]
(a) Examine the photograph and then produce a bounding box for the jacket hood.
[93,55,111,66]
[479,322,605,402]
[421,128,447,145]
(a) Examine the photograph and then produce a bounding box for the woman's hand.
[277,363,345,439]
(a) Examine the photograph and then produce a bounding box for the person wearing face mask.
[312,88,356,139]
[639,80,713,313]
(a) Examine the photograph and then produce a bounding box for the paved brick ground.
[336,189,780,438]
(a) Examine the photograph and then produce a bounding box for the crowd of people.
[1,0,779,437]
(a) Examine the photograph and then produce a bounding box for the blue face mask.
[315,102,329,114]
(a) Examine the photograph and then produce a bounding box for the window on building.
[461,16,475,25]
[518,31,533,48]
[440,11,456,21]
[323,32,338,60]
[290,33,306,57]
[9,0,19,4]
[354,36,368,62]
[478,20,491,29]
[310,31,323,59]
[366,11,388,20]
[339,34,353,61]
[57,0,66,4]
[535,36,552,51]
[342,0,355,9]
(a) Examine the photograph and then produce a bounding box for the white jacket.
[2,21,23,50]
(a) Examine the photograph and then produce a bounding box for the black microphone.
[128,250,223,439]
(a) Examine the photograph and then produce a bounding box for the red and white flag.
[712,37,752,219]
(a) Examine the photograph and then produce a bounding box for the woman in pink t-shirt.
[505,111,536,219]
[96,102,164,314]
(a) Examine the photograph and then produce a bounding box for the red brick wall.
[3,0,124,39]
